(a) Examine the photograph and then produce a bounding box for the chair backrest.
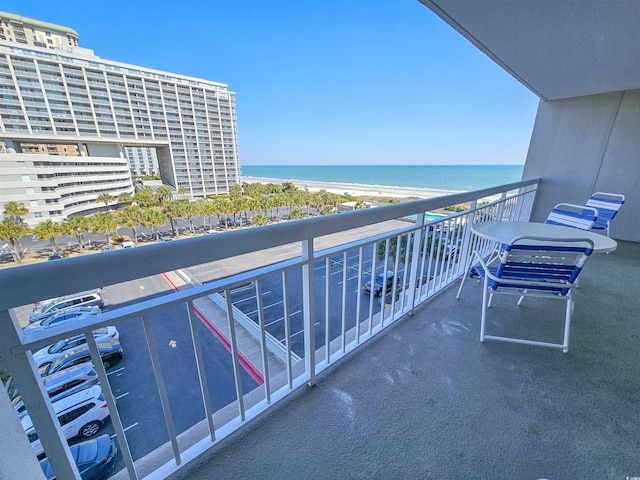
[545,203,597,230]
[586,192,625,223]
[491,236,594,295]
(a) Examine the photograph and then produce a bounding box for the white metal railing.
[0,179,539,479]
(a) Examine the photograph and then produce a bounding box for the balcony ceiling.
[419,0,640,101]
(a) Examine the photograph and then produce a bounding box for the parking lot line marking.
[107,367,125,376]
[246,300,284,315]
[265,309,302,327]
[291,321,319,339]
[111,422,139,438]
[115,392,130,400]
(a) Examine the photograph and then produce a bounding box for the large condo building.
[0,12,241,226]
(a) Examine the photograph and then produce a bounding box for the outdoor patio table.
[471,221,618,254]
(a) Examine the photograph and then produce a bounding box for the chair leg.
[488,292,494,308]
[517,291,527,306]
[562,296,573,353]
[480,278,489,342]
[456,270,468,299]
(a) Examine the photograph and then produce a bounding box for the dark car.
[48,252,68,261]
[363,271,396,296]
[220,217,234,227]
[39,434,117,480]
[41,342,123,377]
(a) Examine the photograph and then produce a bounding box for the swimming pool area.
[408,212,447,223]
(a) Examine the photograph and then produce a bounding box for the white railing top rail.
[0,178,539,311]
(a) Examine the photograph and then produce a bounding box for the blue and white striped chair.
[585,192,625,237]
[545,203,598,230]
[471,235,594,353]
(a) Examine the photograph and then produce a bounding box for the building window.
[30,200,38,207]
[21,174,30,182]
[25,187,35,194]
[34,212,42,218]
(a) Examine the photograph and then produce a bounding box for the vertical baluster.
[302,238,316,384]
[223,289,246,420]
[341,251,348,352]
[254,279,271,403]
[355,246,364,343]
[141,312,181,465]
[186,300,216,441]
[281,271,293,388]
[325,257,331,364]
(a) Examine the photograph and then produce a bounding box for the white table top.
[471,221,618,254]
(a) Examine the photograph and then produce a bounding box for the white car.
[22,385,110,458]
[12,363,100,418]
[31,327,119,369]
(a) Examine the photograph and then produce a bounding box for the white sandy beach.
[241,176,460,199]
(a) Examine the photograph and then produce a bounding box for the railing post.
[302,238,316,385]
[407,213,424,313]
[0,310,79,480]
[496,193,507,221]
[458,200,478,278]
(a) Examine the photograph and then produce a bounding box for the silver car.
[24,306,102,333]
[31,326,120,369]
[30,290,104,324]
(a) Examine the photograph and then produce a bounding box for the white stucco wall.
[0,381,45,479]
[523,90,640,242]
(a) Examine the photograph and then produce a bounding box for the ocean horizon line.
[242,163,525,167]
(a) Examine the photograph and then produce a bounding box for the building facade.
[0,12,241,225]
[124,146,159,176]
[0,11,79,49]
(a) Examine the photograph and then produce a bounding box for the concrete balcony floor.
[170,240,640,480]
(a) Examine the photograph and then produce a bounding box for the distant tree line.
[0,182,365,264]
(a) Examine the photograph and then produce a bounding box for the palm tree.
[140,208,167,241]
[97,193,115,211]
[90,212,117,245]
[0,219,29,263]
[3,201,29,223]
[62,216,90,251]
[33,220,62,254]
[155,186,173,205]
[199,200,218,231]
[177,187,189,200]
[183,202,199,235]
[162,200,186,237]
[118,192,134,206]
[133,186,158,208]
[251,213,268,226]
[117,206,143,244]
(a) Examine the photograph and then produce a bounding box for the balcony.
[4,179,635,479]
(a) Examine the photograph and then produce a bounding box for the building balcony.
[1,179,637,479]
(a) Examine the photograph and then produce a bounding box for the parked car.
[31,327,119,369]
[12,363,100,418]
[22,385,110,458]
[100,245,118,252]
[39,433,117,480]
[48,251,68,261]
[25,306,102,333]
[363,271,397,296]
[219,217,234,227]
[121,240,135,248]
[41,342,123,377]
[30,291,104,324]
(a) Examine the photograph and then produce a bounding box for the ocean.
[242,165,524,193]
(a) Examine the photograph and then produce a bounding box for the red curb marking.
[161,273,265,385]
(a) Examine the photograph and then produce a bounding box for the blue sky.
[4,1,539,165]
